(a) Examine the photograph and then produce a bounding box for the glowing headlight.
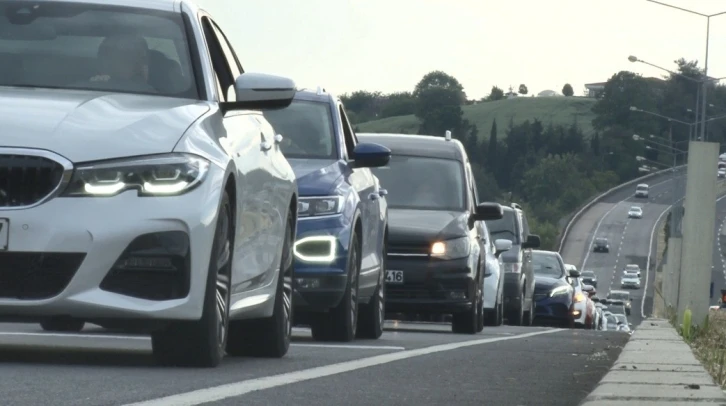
[549,285,571,297]
[62,153,209,197]
[430,237,470,260]
[298,196,344,217]
[574,292,586,302]
[293,235,337,263]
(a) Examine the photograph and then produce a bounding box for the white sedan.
[628,206,643,219]
[0,0,299,367]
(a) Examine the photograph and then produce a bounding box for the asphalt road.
[711,193,726,305]
[561,170,686,328]
[0,174,683,405]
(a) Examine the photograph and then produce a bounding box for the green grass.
[355,96,598,140]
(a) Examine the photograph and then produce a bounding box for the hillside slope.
[355,97,598,140]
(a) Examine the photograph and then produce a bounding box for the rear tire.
[523,294,534,326]
[151,192,232,368]
[226,209,295,358]
[506,290,525,326]
[311,232,361,342]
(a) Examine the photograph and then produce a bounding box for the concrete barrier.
[557,166,686,253]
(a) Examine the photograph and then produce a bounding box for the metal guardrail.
[556,165,686,253]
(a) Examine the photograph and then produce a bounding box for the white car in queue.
[0,0,300,368]
[627,206,643,219]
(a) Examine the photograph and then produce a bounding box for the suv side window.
[520,212,531,237]
[338,104,357,158]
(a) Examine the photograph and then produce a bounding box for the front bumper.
[593,246,609,252]
[572,300,587,325]
[621,282,641,289]
[533,291,573,324]
[384,254,476,314]
[292,214,352,311]
[0,165,227,323]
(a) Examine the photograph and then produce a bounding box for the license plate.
[385,270,403,284]
[0,218,7,251]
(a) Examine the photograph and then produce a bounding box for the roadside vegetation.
[342,59,726,250]
[674,309,726,388]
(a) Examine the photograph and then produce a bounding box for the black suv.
[357,132,506,334]
[485,204,540,326]
[581,270,598,288]
[593,238,609,253]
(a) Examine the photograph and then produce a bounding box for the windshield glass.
[608,292,629,300]
[608,305,625,315]
[636,185,648,191]
[614,314,628,324]
[370,155,465,211]
[595,238,607,244]
[485,209,520,243]
[0,2,198,98]
[532,252,564,278]
[606,315,617,325]
[626,265,639,270]
[263,100,336,159]
[581,271,595,277]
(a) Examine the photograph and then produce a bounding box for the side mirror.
[351,142,391,168]
[472,202,503,221]
[568,269,581,278]
[226,73,296,112]
[494,238,512,257]
[522,234,540,249]
[629,323,633,328]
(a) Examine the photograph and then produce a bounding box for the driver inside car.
[89,33,156,92]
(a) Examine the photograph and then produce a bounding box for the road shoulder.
[579,319,726,405]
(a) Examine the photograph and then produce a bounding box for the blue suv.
[262,88,391,341]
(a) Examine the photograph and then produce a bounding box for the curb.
[557,166,686,253]
[579,318,726,405]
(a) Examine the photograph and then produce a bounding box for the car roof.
[609,290,629,294]
[293,88,337,104]
[357,133,466,161]
[637,183,649,187]
[51,0,177,11]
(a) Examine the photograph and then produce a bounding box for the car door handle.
[368,193,380,200]
[378,188,388,197]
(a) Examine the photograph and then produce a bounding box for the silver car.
[0,0,299,367]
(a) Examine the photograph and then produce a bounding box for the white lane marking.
[580,177,677,270]
[0,332,404,351]
[121,329,562,406]
[291,344,405,351]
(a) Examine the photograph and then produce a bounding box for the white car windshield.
[0,2,198,98]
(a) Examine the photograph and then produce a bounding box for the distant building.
[537,89,560,97]
[504,85,518,99]
[584,82,606,98]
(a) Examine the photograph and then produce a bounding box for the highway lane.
[0,322,629,406]
[562,173,685,328]
[711,195,726,306]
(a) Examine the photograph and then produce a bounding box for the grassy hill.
[355,96,598,140]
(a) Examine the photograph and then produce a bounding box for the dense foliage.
[341,59,726,249]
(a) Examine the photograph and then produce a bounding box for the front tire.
[357,241,385,339]
[452,276,481,334]
[151,191,232,368]
[226,209,295,358]
[311,232,361,342]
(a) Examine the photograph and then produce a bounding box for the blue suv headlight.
[298,196,344,217]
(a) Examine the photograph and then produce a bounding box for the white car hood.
[0,87,210,162]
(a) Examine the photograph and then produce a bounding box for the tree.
[591,71,661,135]
[562,83,574,97]
[487,119,498,174]
[413,71,468,136]
[487,86,504,101]
[380,91,416,118]
[518,84,528,95]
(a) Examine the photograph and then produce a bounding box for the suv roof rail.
[444,130,452,141]
[510,202,522,210]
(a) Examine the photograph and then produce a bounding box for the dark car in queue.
[262,89,391,342]
[581,270,598,288]
[357,132,509,334]
[485,204,541,326]
[531,250,574,327]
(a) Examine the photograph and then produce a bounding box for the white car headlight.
[62,153,210,197]
[298,196,344,217]
[430,236,470,260]
[549,285,572,297]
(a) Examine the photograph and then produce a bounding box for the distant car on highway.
[484,203,541,326]
[593,237,610,253]
[262,89,392,341]
[581,270,598,287]
[623,264,642,278]
[531,250,575,327]
[621,274,641,290]
[358,132,508,334]
[613,314,632,333]
[0,0,302,367]
[718,168,725,178]
[605,301,628,317]
[606,290,632,315]
[635,183,649,198]
[628,206,643,219]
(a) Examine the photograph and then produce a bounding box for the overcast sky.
[195,0,726,99]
